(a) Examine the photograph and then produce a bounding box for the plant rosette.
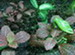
[0,25,30,50]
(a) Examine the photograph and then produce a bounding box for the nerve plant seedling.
[30,0,55,24]
[0,25,30,50]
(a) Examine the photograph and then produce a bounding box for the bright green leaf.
[30,0,39,8]
[39,3,55,10]
[6,32,15,43]
[51,15,74,34]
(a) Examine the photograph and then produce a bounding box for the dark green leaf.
[38,10,48,21]
[30,0,39,8]
[36,49,60,55]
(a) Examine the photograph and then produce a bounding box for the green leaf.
[70,0,75,10]
[0,46,7,50]
[51,15,74,34]
[59,44,75,55]
[6,32,15,43]
[39,3,55,10]
[30,0,39,8]
[42,18,48,24]
[38,10,48,21]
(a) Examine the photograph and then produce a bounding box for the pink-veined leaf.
[25,9,35,16]
[1,25,11,37]
[36,28,49,39]
[0,35,7,47]
[10,2,17,7]
[44,38,57,50]
[59,44,75,55]
[6,6,13,14]
[8,41,18,48]
[7,16,15,22]
[18,1,24,9]
[38,22,48,29]
[16,13,22,20]
[16,31,30,43]
[66,16,75,25]
[51,29,62,37]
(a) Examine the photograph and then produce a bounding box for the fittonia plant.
[0,25,30,50]
[30,0,55,24]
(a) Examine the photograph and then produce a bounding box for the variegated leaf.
[59,44,75,55]
[1,25,11,37]
[44,38,57,50]
[36,28,49,39]
[8,41,18,48]
[6,32,15,43]
[16,31,30,43]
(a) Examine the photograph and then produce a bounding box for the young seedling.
[0,25,30,50]
[30,0,55,24]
